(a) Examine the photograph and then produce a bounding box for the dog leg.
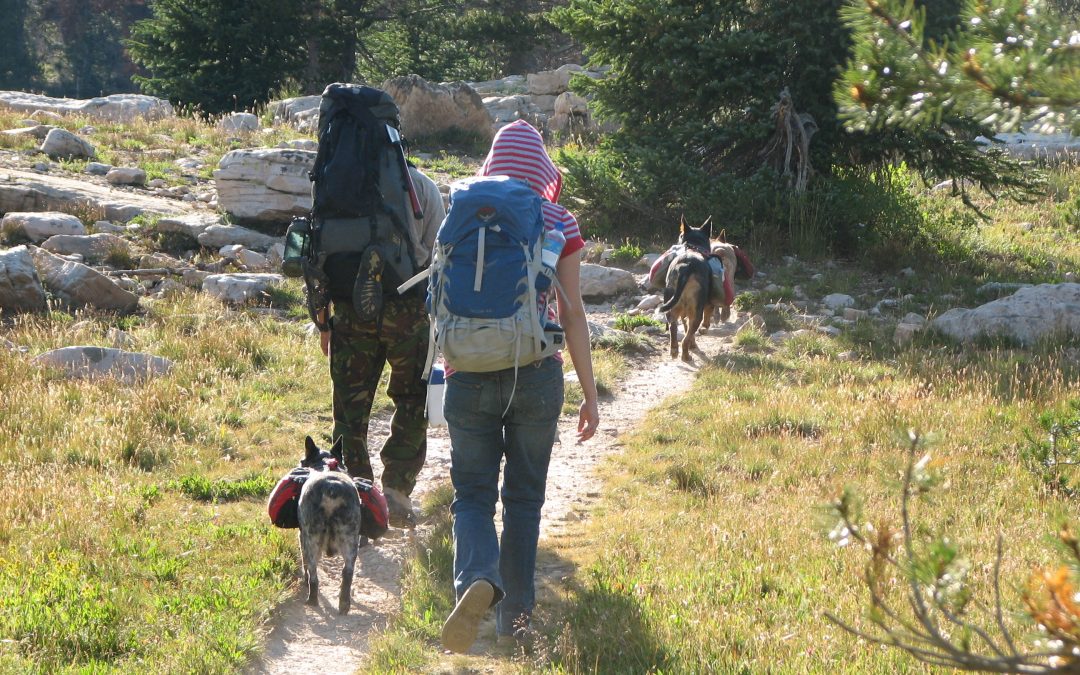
[667,312,679,359]
[339,537,358,615]
[683,314,703,362]
[301,533,320,606]
[720,305,731,322]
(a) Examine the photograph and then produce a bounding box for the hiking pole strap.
[396,267,430,295]
[422,320,436,381]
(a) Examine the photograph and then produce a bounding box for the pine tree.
[126,0,308,115]
[837,0,1080,135]
[0,0,38,90]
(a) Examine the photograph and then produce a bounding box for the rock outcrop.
[0,91,175,123]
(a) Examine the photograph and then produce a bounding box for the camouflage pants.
[329,293,429,495]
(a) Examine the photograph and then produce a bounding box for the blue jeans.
[445,356,564,636]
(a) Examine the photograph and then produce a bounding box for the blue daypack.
[426,175,564,373]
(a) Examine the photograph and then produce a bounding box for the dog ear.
[716,227,727,243]
[700,216,713,238]
[679,214,687,235]
[304,436,321,463]
[330,436,345,464]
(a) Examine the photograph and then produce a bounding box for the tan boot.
[382,487,416,529]
[441,580,494,653]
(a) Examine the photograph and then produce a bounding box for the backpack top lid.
[317,83,400,138]
[437,175,544,248]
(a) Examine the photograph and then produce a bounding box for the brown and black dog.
[659,218,712,361]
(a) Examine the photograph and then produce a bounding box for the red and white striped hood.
[479,120,563,203]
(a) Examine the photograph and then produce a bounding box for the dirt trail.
[249,315,738,675]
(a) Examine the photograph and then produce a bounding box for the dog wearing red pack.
[267,436,389,616]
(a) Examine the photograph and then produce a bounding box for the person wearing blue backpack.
[438,120,600,653]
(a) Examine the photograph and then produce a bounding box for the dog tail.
[659,267,691,312]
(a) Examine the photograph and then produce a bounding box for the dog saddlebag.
[648,245,681,291]
[353,478,389,539]
[267,467,311,529]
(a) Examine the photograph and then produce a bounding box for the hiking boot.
[441,580,495,653]
[352,246,384,323]
[383,487,416,529]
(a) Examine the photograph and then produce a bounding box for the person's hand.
[320,329,330,357]
[576,398,599,443]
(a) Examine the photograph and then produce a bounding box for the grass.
[0,292,390,673]
[538,337,1080,673]
[3,103,1080,673]
[612,312,662,332]
[607,239,644,267]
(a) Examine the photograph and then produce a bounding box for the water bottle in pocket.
[426,364,446,427]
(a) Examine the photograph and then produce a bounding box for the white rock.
[0,245,47,311]
[578,263,639,299]
[32,346,172,383]
[933,283,1080,345]
[823,293,855,310]
[202,273,284,304]
[40,128,95,160]
[1,211,86,242]
[28,246,139,312]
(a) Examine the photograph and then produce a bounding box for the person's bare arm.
[555,249,599,442]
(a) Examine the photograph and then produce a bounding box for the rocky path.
[249,316,738,674]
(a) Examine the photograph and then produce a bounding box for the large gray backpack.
[298,83,423,322]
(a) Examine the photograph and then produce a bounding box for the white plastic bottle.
[537,227,565,290]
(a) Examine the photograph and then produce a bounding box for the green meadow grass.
[0,291,395,673]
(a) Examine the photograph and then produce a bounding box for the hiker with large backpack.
[286,83,445,529]
[434,120,600,653]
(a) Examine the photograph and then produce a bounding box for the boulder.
[1,211,86,242]
[579,263,639,299]
[40,128,95,160]
[28,246,139,312]
[213,148,314,223]
[32,346,172,383]
[0,245,46,311]
[932,283,1080,345]
[382,75,493,143]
